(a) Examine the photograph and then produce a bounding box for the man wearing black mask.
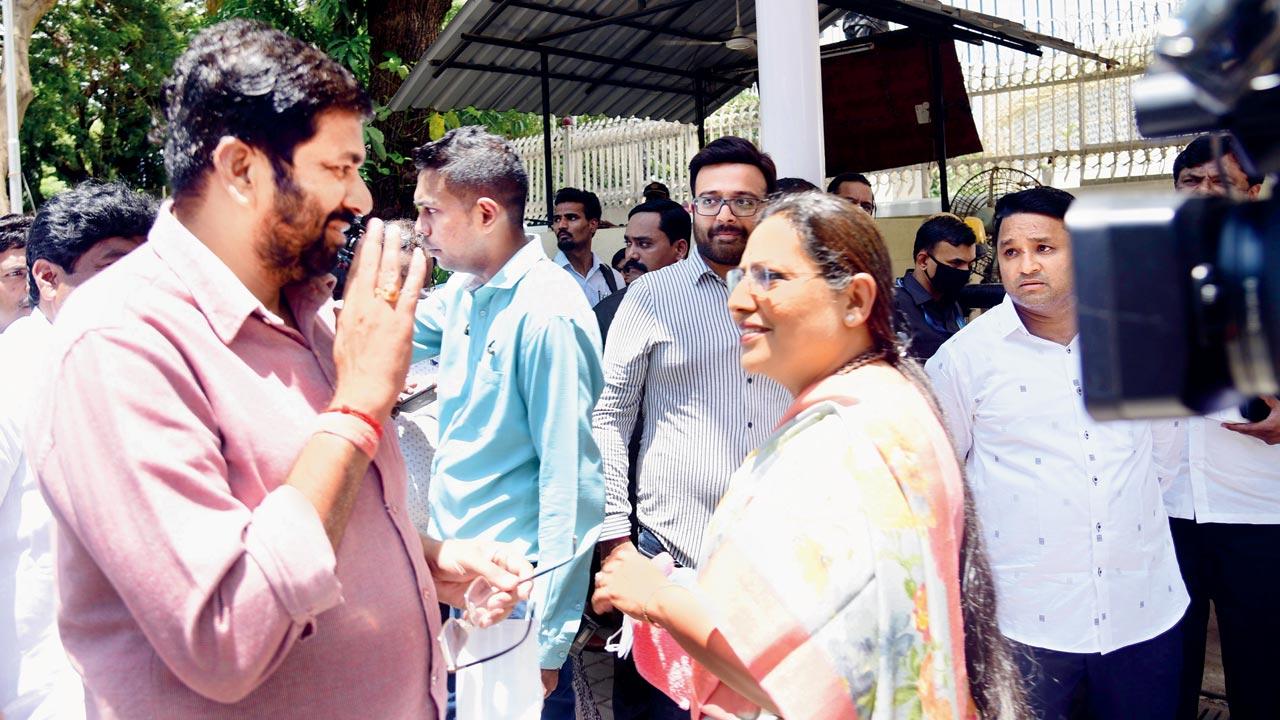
[893,212,976,360]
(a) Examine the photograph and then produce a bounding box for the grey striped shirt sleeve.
[592,282,652,543]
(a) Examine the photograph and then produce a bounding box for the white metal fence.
[511,103,760,220]
[512,0,1190,219]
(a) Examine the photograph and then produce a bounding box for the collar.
[481,238,545,291]
[148,201,335,345]
[552,248,604,279]
[899,270,936,307]
[685,249,722,286]
[28,306,50,328]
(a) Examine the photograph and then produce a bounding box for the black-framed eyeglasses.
[693,195,763,217]
[726,264,824,294]
[438,549,578,673]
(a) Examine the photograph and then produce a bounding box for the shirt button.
[1093,477,1099,486]
[1084,431,1090,439]
[1066,347,1072,354]
[1096,522,1102,531]
[746,422,753,429]
[747,377,753,384]
[1097,567,1103,577]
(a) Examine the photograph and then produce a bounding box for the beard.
[257,168,356,285]
[693,220,749,266]
[555,230,579,252]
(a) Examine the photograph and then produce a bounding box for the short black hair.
[0,214,31,254]
[913,213,977,255]
[553,187,602,221]
[611,247,626,270]
[992,186,1075,243]
[627,198,691,244]
[162,19,372,200]
[414,125,529,226]
[689,136,777,196]
[642,180,670,201]
[776,177,819,194]
[826,171,871,194]
[1173,133,1262,187]
[27,181,158,303]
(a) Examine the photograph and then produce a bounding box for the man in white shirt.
[927,187,1187,719]
[1,181,157,720]
[551,187,622,307]
[0,216,31,334]
[1165,134,1280,720]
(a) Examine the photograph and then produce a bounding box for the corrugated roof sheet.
[389,1,1114,123]
[389,0,845,123]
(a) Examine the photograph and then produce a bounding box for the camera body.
[331,215,366,300]
[1067,0,1280,419]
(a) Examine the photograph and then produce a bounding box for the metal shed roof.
[388,0,845,123]
[389,0,1116,124]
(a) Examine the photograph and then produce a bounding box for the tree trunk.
[367,0,450,219]
[0,0,57,213]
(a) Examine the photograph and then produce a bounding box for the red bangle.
[325,405,384,440]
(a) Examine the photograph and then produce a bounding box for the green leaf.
[429,112,446,141]
[443,110,460,130]
[365,125,386,160]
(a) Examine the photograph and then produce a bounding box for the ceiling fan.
[660,0,756,55]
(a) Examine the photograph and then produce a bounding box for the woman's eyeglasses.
[692,195,762,217]
[726,264,824,294]
[438,549,577,673]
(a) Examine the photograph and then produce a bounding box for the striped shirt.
[593,251,790,567]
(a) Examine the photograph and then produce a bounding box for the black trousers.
[1169,518,1280,720]
[1010,623,1182,720]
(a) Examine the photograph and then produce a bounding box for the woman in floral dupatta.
[593,192,1025,719]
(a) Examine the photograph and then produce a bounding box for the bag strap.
[599,264,619,294]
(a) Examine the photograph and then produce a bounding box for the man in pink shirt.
[26,20,528,719]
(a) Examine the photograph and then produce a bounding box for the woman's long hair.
[758,192,1027,719]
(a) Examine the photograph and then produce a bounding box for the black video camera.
[332,215,366,300]
[1067,0,1280,419]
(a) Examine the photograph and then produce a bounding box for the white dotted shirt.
[926,296,1188,654]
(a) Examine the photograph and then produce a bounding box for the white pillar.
[2,0,20,213]
[755,0,824,186]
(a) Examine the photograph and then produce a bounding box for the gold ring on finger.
[374,285,401,304]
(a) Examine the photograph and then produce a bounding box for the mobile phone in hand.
[393,385,436,416]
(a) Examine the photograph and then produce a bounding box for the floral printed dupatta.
[633,364,975,720]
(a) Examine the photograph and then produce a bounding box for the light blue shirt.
[413,238,605,669]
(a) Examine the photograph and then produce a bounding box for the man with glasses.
[827,171,876,216]
[893,212,977,361]
[592,136,790,719]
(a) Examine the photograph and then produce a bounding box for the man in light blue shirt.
[410,126,603,719]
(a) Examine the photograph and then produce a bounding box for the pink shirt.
[26,205,445,719]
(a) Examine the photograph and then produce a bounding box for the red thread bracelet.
[325,405,384,440]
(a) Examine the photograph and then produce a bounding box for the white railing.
[512,1,1190,219]
[511,102,760,220]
